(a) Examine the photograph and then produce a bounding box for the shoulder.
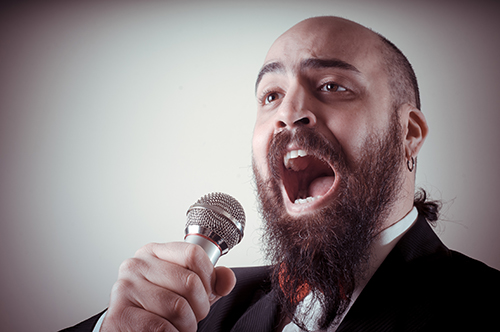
[390,216,500,329]
[428,249,500,297]
[393,215,500,297]
[418,250,500,329]
[396,214,500,284]
[446,249,500,278]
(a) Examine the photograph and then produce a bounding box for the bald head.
[258,16,420,111]
[275,16,376,46]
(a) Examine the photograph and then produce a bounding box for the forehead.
[258,17,385,86]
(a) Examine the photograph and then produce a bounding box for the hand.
[100,242,236,331]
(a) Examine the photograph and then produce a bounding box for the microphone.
[184,192,245,265]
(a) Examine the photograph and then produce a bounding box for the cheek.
[322,114,368,163]
[326,111,393,165]
[252,124,273,176]
[336,127,367,160]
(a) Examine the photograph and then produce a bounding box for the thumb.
[210,266,236,305]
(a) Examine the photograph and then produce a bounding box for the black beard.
[253,112,405,330]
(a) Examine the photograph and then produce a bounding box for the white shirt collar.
[378,206,418,246]
[370,206,418,277]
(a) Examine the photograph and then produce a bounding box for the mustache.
[267,127,348,179]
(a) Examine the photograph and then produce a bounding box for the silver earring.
[407,156,415,172]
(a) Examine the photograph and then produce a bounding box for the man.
[63,16,500,332]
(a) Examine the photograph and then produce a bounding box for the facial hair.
[253,111,405,330]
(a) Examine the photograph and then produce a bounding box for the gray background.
[1,1,499,331]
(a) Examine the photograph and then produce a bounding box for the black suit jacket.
[62,215,500,331]
[198,215,500,331]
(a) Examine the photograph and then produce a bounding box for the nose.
[275,83,317,131]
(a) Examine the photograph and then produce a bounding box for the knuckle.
[106,305,176,332]
[135,242,157,257]
[147,320,173,332]
[104,306,133,331]
[118,257,145,276]
[183,273,210,320]
[111,278,133,296]
[199,299,211,320]
[184,244,207,269]
[184,271,202,293]
[171,296,192,321]
[108,279,138,310]
[155,293,197,331]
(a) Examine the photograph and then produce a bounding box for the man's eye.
[320,82,347,92]
[265,92,280,104]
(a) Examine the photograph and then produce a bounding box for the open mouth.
[281,148,336,207]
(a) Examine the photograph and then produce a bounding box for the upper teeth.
[284,149,307,169]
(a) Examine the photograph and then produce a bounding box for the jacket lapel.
[337,215,449,331]
[198,266,279,332]
[230,291,280,332]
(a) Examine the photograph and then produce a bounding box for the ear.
[401,103,428,159]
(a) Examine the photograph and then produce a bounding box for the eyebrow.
[255,62,285,92]
[301,58,360,73]
[255,57,360,92]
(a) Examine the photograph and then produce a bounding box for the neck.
[379,178,415,231]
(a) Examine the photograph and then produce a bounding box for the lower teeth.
[294,195,322,204]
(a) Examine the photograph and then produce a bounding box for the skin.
[101,242,236,331]
[253,16,428,229]
[101,16,428,331]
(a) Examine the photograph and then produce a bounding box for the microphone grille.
[186,192,245,250]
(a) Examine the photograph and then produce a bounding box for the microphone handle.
[184,234,222,265]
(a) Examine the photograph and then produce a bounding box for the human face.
[252,17,397,217]
[256,112,405,329]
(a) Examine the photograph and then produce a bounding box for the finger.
[103,304,178,332]
[116,277,199,332]
[135,242,215,296]
[210,266,236,305]
[117,256,211,322]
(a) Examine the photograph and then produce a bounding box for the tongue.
[308,176,334,197]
